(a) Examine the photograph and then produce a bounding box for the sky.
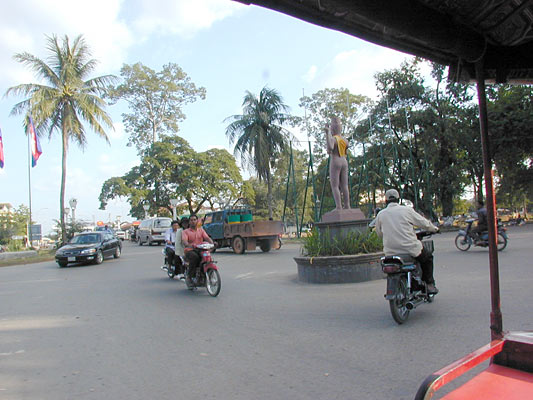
[0,0,415,235]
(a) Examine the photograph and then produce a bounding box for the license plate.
[68,257,76,262]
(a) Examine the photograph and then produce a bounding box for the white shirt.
[374,202,437,256]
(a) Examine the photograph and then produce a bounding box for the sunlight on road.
[0,316,79,332]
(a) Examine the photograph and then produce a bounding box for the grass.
[0,250,56,267]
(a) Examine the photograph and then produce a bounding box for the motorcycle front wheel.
[205,268,221,297]
[455,234,471,251]
[389,276,410,324]
[497,233,507,251]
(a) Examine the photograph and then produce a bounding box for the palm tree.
[225,87,291,219]
[6,34,115,243]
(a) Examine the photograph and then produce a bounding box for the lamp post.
[143,204,149,219]
[69,198,77,224]
[170,199,179,220]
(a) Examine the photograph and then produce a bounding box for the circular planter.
[294,252,384,284]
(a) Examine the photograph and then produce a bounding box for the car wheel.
[94,250,104,264]
[114,246,121,259]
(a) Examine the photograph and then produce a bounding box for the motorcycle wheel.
[455,234,471,251]
[389,276,410,325]
[167,265,175,279]
[205,269,221,297]
[497,233,507,251]
[184,269,195,290]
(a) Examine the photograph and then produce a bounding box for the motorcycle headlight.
[81,248,97,255]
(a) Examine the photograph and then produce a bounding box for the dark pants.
[185,249,201,273]
[415,247,435,285]
[165,247,183,273]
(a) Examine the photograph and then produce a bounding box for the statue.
[326,116,351,210]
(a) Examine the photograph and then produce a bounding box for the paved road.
[1,225,532,399]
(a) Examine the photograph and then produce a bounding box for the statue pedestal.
[315,208,371,241]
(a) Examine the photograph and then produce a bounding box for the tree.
[107,62,206,154]
[225,87,292,219]
[6,34,115,244]
[488,85,533,212]
[0,205,30,245]
[99,136,245,217]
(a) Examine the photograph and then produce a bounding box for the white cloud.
[306,46,411,99]
[303,65,318,83]
[0,0,132,88]
[132,0,245,38]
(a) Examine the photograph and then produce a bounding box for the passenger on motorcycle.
[374,189,440,294]
[163,218,188,277]
[182,214,214,275]
[472,200,488,243]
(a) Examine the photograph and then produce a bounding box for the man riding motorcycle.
[472,200,488,243]
[374,189,440,294]
[181,214,214,281]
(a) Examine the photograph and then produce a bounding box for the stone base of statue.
[316,208,372,241]
[297,208,376,283]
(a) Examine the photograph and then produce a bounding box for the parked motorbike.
[454,219,508,251]
[183,243,221,297]
[381,231,436,324]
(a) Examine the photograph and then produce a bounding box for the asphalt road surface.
[1,225,532,400]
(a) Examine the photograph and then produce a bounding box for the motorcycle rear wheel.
[389,276,410,324]
[497,233,507,251]
[205,269,221,297]
[167,265,175,279]
[455,234,471,251]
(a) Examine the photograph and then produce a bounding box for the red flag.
[28,117,42,167]
[0,128,4,168]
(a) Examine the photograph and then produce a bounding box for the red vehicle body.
[184,243,221,297]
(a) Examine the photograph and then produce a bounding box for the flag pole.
[27,121,33,248]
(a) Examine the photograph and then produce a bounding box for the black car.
[55,231,122,268]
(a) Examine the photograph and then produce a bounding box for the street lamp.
[170,199,179,220]
[69,198,77,224]
[143,204,150,219]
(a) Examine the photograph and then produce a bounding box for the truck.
[202,208,283,254]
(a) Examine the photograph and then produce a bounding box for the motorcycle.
[454,219,508,251]
[183,243,221,297]
[161,245,184,279]
[381,231,436,324]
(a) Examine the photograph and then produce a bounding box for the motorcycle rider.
[472,200,488,243]
[162,219,187,278]
[182,214,214,279]
[374,189,440,294]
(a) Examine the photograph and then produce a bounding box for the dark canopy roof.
[237,0,533,83]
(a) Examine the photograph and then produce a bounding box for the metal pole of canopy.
[475,61,503,340]
[282,147,291,224]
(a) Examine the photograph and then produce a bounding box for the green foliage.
[0,205,31,245]
[107,62,206,154]
[226,86,292,218]
[99,135,246,218]
[301,228,383,257]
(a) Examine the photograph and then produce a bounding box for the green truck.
[202,208,283,254]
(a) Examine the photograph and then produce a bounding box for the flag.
[0,128,4,168]
[28,117,42,167]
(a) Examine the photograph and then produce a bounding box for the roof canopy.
[237,0,533,83]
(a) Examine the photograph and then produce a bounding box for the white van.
[137,217,172,246]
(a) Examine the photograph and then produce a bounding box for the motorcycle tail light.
[382,265,400,273]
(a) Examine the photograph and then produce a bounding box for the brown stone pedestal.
[320,208,366,223]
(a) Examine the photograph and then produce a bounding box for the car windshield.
[154,219,171,228]
[70,234,101,244]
